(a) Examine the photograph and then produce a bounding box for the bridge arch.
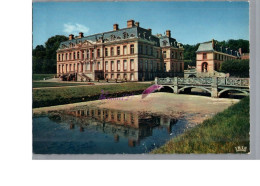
[159,85,174,93]
[178,86,212,94]
[218,88,249,97]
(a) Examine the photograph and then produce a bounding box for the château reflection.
[48,107,178,147]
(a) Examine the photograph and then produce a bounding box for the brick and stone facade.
[195,39,241,77]
[56,20,184,81]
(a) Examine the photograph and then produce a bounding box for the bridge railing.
[156,77,250,87]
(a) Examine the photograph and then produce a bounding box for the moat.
[33,93,239,154]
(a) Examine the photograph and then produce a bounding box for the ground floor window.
[130,73,134,81]
[202,62,208,72]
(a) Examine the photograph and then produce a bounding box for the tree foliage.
[33,35,68,74]
[220,59,249,78]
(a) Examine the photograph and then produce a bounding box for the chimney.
[135,22,140,27]
[78,32,84,38]
[69,34,74,40]
[127,20,135,28]
[238,48,242,55]
[113,24,119,31]
[147,28,152,34]
[212,39,215,49]
[166,30,171,38]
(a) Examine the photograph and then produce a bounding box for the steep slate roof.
[58,25,182,50]
[196,41,241,57]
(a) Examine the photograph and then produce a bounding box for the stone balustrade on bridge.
[155,77,250,98]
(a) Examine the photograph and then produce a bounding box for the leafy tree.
[33,35,68,74]
[220,59,249,78]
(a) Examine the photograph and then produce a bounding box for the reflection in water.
[33,106,187,154]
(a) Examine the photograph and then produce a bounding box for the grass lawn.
[33,82,91,88]
[33,82,151,108]
[32,74,56,81]
[152,96,250,154]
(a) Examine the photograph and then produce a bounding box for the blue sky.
[33,1,249,48]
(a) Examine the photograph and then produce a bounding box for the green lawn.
[32,74,56,81]
[33,82,151,108]
[33,82,91,88]
[152,96,250,154]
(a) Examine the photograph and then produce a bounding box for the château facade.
[56,20,184,81]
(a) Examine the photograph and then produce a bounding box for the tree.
[220,59,249,78]
[32,35,68,74]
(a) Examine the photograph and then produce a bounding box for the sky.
[33,1,249,48]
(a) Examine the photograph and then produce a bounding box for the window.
[164,63,166,71]
[151,47,153,56]
[130,44,134,54]
[111,74,114,79]
[145,60,148,70]
[123,60,127,71]
[180,52,183,59]
[157,63,160,70]
[203,53,207,59]
[86,62,90,71]
[69,53,71,60]
[175,52,177,59]
[123,46,127,55]
[117,74,120,79]
[139,60,143,71]
[111,47,114,56]
[87,50,89,59]
[138,45,143,54]
[105,48,108,57]
[91,50,94,59]
[97,62,100,70]
[97,49,100,58]
[111,61,114,71]
[145,45,148,55]
[117,60,120,71]
[150,61,153,71]
[73,52,76,60]
[163,51,166,58]
[66,53,68,60]
[117,46,120,55]
[130,59,134,70]
[77,52,80,59]
[171,51,174,58]
[105,61,108,71]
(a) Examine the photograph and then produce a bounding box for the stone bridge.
[155,77,250,98]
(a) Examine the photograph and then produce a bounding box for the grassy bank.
[33,82,91,88]
[33,82,150,108]
[152,96,250,154]
[32,74,56,81]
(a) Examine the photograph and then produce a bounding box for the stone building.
[186,39,241,77]
[56,20,184,81]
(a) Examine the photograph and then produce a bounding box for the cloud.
[63,23,90,35]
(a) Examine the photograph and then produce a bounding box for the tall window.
[151,47,153,56]
[130,44,134,54]
[117,60,120,71]
[138,45,143,54]
[175,52,177,59]
[91,50,94,59]
[97,49,100,58]
[145,60,148,70]
[163,51,166,58]
[150,61,153,71]
[87,50,89,59]
[171,51,174,58]
[130,59,134,70]
[97,62,100,70]
[105,48,108,57]
[111,47,114,56]
[117,46,120,55]
[69,53,71,60]
[77,52,80,59]
[73,52,76,60]
[123,46,127,55]
[180,52,183,59]
[111,61,114,71]
[123,60,127,71]
[105,61,108,71]
[203,53,207,59]
[86,62,90,70]
[145,45,148,55]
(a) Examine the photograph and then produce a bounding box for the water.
[33,107,189,154]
